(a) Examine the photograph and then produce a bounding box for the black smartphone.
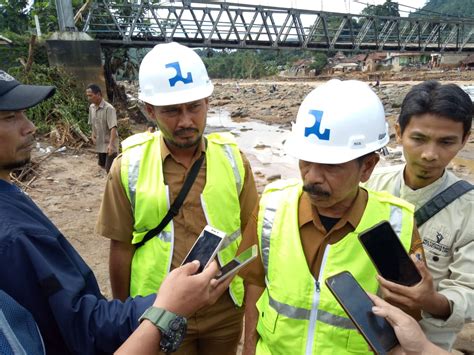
[325,271,399,354]
[215,245,258,283]
[358,221,422,286]
[181,225,226,273]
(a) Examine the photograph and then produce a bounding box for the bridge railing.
[82,0,474,52]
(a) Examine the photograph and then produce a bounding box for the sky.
[227,0,429,17]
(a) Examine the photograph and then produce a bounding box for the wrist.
[142,318,162,336]
[423,292,450,319]
[139,307,187,353]
[420,340,447,355]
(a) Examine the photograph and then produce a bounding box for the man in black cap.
[0,70,230,354]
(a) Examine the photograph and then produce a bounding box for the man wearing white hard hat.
[96,42,258,354]
[238,80,424,354]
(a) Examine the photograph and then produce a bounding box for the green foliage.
[361,0,400,17]
[8,65,89,136]
[201,49,324,79]
[202,50,279,79]
[309,53,328,72]
[0,0,29,33]
[0,32,49,71]
[0,0,86,35]
[411,0,474,18]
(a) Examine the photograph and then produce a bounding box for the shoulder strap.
[415,180,473,227]
[135,154,205,248]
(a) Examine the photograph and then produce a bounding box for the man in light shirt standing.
[86,83,119,173]
[365,80,473,350]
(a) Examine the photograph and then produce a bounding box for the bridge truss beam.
[82,0,474,52]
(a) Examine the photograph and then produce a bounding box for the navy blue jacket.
[0,180,154,354]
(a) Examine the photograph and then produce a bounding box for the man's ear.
[461,130,471,147]
[145,103,156,119]
[360,153,380,183]
[395,123,402,144]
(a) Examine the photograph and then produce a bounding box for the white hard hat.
[284,79,388,164]
[139,42,214,106]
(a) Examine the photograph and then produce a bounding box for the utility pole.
[55,0,76,32]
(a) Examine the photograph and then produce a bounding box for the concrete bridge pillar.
[46,32,107,98]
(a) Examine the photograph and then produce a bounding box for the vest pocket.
[346,330,372,353]
[257,299,279,334]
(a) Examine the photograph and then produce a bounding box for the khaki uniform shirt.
[88,99,119,153]
[96,135,258,344]
[366,165,474,350]
[238,187,423,287]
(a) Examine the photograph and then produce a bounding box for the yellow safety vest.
[120,131,245,306]
[255,179,414,354]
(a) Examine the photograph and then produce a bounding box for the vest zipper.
[305,245,330,355]
[305,279,320,355]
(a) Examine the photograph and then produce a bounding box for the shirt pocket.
[424,249,451,281]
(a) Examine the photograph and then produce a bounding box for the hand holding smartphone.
[358,221,422,286]
[215,245,258,283]
[325,271,399,354]
[181,225,226,273]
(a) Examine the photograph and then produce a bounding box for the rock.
[231,107,249,118]
[454,323,474,353]
[267,174,281,182]
[254,143,270,150]
[213,100,231,106]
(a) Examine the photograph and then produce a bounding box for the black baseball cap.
[0,70,56,111]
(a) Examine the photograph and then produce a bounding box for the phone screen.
[326,271,399,353]
[182,230,223,273]
[217,245,258,281]
[219,260,240,276]
[359,221,421,286]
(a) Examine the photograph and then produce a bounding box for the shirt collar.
[159,134,206,163]
[299,187,367,230]
[399,167,449,208]
[93,99,105,109]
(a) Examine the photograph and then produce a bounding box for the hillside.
[412,0,474,19]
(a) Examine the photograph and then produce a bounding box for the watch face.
[169,318,182,331]
[161,316,187,353]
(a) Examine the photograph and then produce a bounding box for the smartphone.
[358,221,422,286]
[181,225,226,273]
[215,245,258,282]
[325,271,399,354]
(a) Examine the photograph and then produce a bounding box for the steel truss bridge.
[82,0,474,52]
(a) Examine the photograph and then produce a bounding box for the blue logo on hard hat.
[166,62,193,87]
[304,110,330,141]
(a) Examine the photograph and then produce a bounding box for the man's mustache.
[303,184,331,197]
[175,128,199,136]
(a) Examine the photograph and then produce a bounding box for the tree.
[0,0,29,33]
[361,0,400,17]
[309,52,328,74]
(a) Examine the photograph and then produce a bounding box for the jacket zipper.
[305,245,330,355]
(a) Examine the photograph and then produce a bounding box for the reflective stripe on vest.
[121,132,245,305]
[127,144,143,213]
[256,180,414,354]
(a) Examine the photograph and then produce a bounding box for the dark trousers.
[98,153,117,173]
